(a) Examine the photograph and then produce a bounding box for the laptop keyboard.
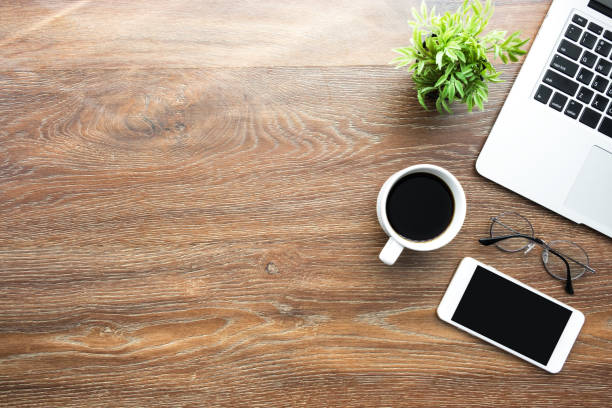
[535,12,612,138]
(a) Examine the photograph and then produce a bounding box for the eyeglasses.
[478,212,596,295]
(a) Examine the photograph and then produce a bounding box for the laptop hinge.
[589,0,612,19]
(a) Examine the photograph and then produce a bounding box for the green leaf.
[417,91,428,110]
[456,49,466,62]
[447,81,456,102]
[441,98,452,114]
[434,73,448,88]
[417,60,426,74]
[476,96,484,111]
[436,51,444,68]
[454,78,465,97]
[466,97,474,112]
[392,47,413,57]
[435,97,443,113]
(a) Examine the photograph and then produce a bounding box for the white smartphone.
[437,257,585,374]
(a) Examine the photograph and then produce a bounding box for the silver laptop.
[477,0,612,238]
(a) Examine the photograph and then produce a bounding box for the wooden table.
[1,1,610,406]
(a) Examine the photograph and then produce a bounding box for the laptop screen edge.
[589,0,612,18]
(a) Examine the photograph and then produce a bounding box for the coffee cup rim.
[377,164,466,251]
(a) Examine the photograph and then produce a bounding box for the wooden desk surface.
[1,1,610,406]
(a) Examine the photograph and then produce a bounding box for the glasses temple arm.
[478,234,542,246]
[560,254,596,274]
[480,235,596,274]
[547,247,574,295]
[479,235,575,295]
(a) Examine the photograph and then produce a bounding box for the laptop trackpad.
[564,146,612,229]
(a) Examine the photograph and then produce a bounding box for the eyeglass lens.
[490,212,535,252]
[542,240,589,281]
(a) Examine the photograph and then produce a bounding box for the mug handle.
[379,237,403,265]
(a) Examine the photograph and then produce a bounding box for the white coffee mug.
[377,164,466,265]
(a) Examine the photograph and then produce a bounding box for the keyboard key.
[592,94,609,111]
[579,107,602,128]
[534,84,553,104]
[550,92,568,111]
[592,75,609,92]
[607,84,612,97]
[588,22,603,35]
[595,58,612,75]
[605,30,612,42]
[543,69,579,96]
[593,94,610,113]
[577,86,594,103]
[580,31,598,49]
[565,24,582,42]
[558,39,582,60]
[580,50,598,68]
[607,104,612,116]
[572,14,588,27]
[599,116,612,137]
[577,68,594,85]
[565,100,583,119]
[595,39,612,57]
[550,54,579,76]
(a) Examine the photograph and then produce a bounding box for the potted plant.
[391,0,529,113]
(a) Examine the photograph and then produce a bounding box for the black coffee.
[386,172,455,241]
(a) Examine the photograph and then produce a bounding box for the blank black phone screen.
[451,265,572,365]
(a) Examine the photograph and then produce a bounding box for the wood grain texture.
[1,1,611,407]
[0,0,550,69]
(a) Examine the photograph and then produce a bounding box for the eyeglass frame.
[487,214,595,275]
[479,213,596,295]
